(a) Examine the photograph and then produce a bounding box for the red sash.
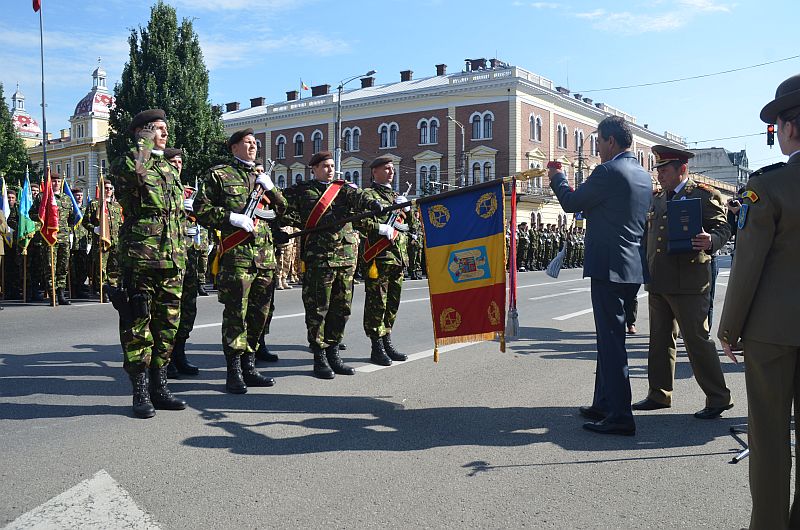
[304,180,344,231]
[362,210,405,262]
[216,194,271,258]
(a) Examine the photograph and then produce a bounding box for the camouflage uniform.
[357,183,408,339]
[516,224,529,271]
[83,199,123,289]
[194,159,287,361]
[4,204,21,298]
[176,212,204,341]
[407,207,424,279]
[30,188,76,292]
[113,138,186,374]
[282,178,364,350]
[70,208,90,294]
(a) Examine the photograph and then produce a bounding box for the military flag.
[419,180,506,360]
[61,179,83,228]
[38,168,58,246]
[97,172,111,251]
[18,169,37,252]
[1,177,12,247]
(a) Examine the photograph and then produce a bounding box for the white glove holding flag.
[229,212,254,233]
[378,223,398,241]
[256,173,275,191]
[183,198,194,211]
[394,195,411,212]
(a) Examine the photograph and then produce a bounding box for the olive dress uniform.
[641,178,732,411]
[719,152,800,529]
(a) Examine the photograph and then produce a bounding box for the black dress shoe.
[632,398,670,411]
[583,418,636,436]
[694,403,733,420]
[579,405,606,422]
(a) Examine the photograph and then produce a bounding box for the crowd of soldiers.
[511,222,585,271]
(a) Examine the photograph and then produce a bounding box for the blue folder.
[667,197,702,254]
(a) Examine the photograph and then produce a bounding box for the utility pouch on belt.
[107,284,133,324]
[129,292,151,320]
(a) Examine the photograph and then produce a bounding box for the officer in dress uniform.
[718,74,800,530]
[632,145,733,419]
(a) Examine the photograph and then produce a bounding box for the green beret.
[227,128,255,149]
[369,155,393,169]
[308,151,333,167]
[128,109,166,133]
[164,147,183,160]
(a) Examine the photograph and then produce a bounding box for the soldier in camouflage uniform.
[112,109,187,419]
[83,182,122,300]
[407,206,424,279]
[282,150,375,379]
[516,222,529,272]
[358,156,410,366]
[165,148,201,379]
[527,224,539,271]
[194,128,287,394]
[69,188,91,297]
[4,189,22,299]
[25,182,48,301]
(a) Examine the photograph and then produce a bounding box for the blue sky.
[2,0,797,171]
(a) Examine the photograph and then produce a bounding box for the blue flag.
[61,180,83,227]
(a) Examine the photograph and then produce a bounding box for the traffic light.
[767,124,775,146]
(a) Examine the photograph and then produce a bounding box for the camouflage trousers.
[301,264,355,349]
[70,248,90,293]
[217,264,275,358]
[177,247,203,340]
[363,262,403,339]
[119,266,184,374]
[276,243,297,284]
[90,243,119,289]
[408,241,423,275]
[40,241,70,291]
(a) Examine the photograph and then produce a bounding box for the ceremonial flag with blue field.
[419,180,506,359]
[61,179,83,228]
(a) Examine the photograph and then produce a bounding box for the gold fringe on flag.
[433,333,499,362]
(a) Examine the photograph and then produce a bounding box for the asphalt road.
[0,257,753,529]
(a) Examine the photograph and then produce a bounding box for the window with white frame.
[352,170,360,187]
[637,150,644,166]
[472,162,481,186]
[311,130,323,154]
[293,133,304,157]
[429,165,438,183]
[343,130,351,152]
[277,175,286,188]
[77,160,85,177]
[389,123,398,147]
[419,121,428,145]
[429,119,438,143]
[470,111,495,140]
[352,128,360,151]
[65,162,71,178]
[295,173,303,184]
[648,153,655,171]
[471,114,481,139]
[483,114,493,139]
[590,134,598,156]
[379,125,388,148]
[256,139,262,159]
[557,124,564,148]
[344,171,351,180]
[419,166,428,189]
[483,162,492,182]
[276,135,286,159]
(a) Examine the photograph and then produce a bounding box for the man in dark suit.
[549,116,652,436]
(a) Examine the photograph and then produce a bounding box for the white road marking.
[356,341,482,372]
[5,469,160,530]
[529,287,591,301]
[718,270,731,277]
[552,292,647,321]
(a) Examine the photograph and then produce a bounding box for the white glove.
[183,198,194,211]
[229,212,254,232]
[256,173,275,191]
[394,194,411,212]
[93,226,100,235]
[378,223,397,240]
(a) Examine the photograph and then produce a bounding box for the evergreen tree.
[0,83,32,188]
[107,1,227,184]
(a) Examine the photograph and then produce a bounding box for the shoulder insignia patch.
[696,182,712,192]
[741,190,759,203]
[751,162,786,177]
[737,203,749,230]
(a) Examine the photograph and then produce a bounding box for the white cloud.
[530,2,559,8]
[576,1,733,34]
[170,0,305,12]
[679,0,733,12]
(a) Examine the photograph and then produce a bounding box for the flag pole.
[98,169,105,303]
[23,254,28,303]
[37,1,49,173]
[49,245,56,307]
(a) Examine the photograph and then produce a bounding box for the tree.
[107,1,228,184]
[0,83,32,188]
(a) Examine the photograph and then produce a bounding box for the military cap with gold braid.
[651,144,695,168]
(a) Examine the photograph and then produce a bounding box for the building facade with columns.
[20,63,115,195]
[221,59,688,226]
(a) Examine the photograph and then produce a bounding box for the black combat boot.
[241,352,275,387]
[56,288,71,305]
[312,345,335,379]
[172,337,199,375]
[225,355,248,394]
[197,284,209,296]
[338,343,347,351]
[166,360,180,379]
[382,333,408,361]
[370,337,392,366]
[148,365,186,410]
[255,334,279,363]
[129,371,156,419]
[325,344,355,375]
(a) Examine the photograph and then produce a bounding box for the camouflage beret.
[128,109,166,133]
[308,151,333,167]
[369,155,393,169]
[227,128,255,149]
[164,147,183,160]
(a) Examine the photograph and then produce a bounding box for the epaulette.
[210,164,227,171]
[696,182,715,193]
[751,162,786,177]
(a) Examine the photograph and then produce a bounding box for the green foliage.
[107,0,228,184]
[0,83,32,188]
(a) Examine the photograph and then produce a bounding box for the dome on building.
[9,84,42,139]
[72,60,115,118]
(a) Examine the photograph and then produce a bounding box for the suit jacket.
[550,151,652,283]
[645,178,731,295]
[718,152,800,347]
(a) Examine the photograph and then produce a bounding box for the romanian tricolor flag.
[419,180,506,360]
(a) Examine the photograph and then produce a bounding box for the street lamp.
[447,115,466,187]
[335,69,376,177]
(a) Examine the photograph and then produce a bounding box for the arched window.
[379,125,388,148]
[483,162,492,182]
[353,170,360,187]
[557,124,563,148]
[293,133,304,157]
[419,121,428,144]
[574,130,580,151]
[343,130,351,152]
[277,175,286,188]
[344,171,351,180]
[637,150,644,166]
[483,114,493,139]
[389,124,398,147]
[429,165,438,184]
[352,128,360,151]
[295,173,303,184]
[530,115,536,140]
[256,140,262,159]
[472,114,481,139]
[535,116,542,141]
[472,162,481,185]
[420,166,428,187]
[311,131,322,154]
[562,126,568,150]
[429,119,438,143]
[276,136,286,159]
[648,153,655,171]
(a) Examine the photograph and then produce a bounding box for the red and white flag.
[33,0,41,12]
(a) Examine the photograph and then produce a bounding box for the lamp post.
[335,69,376,177]
[447,115,466,187]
